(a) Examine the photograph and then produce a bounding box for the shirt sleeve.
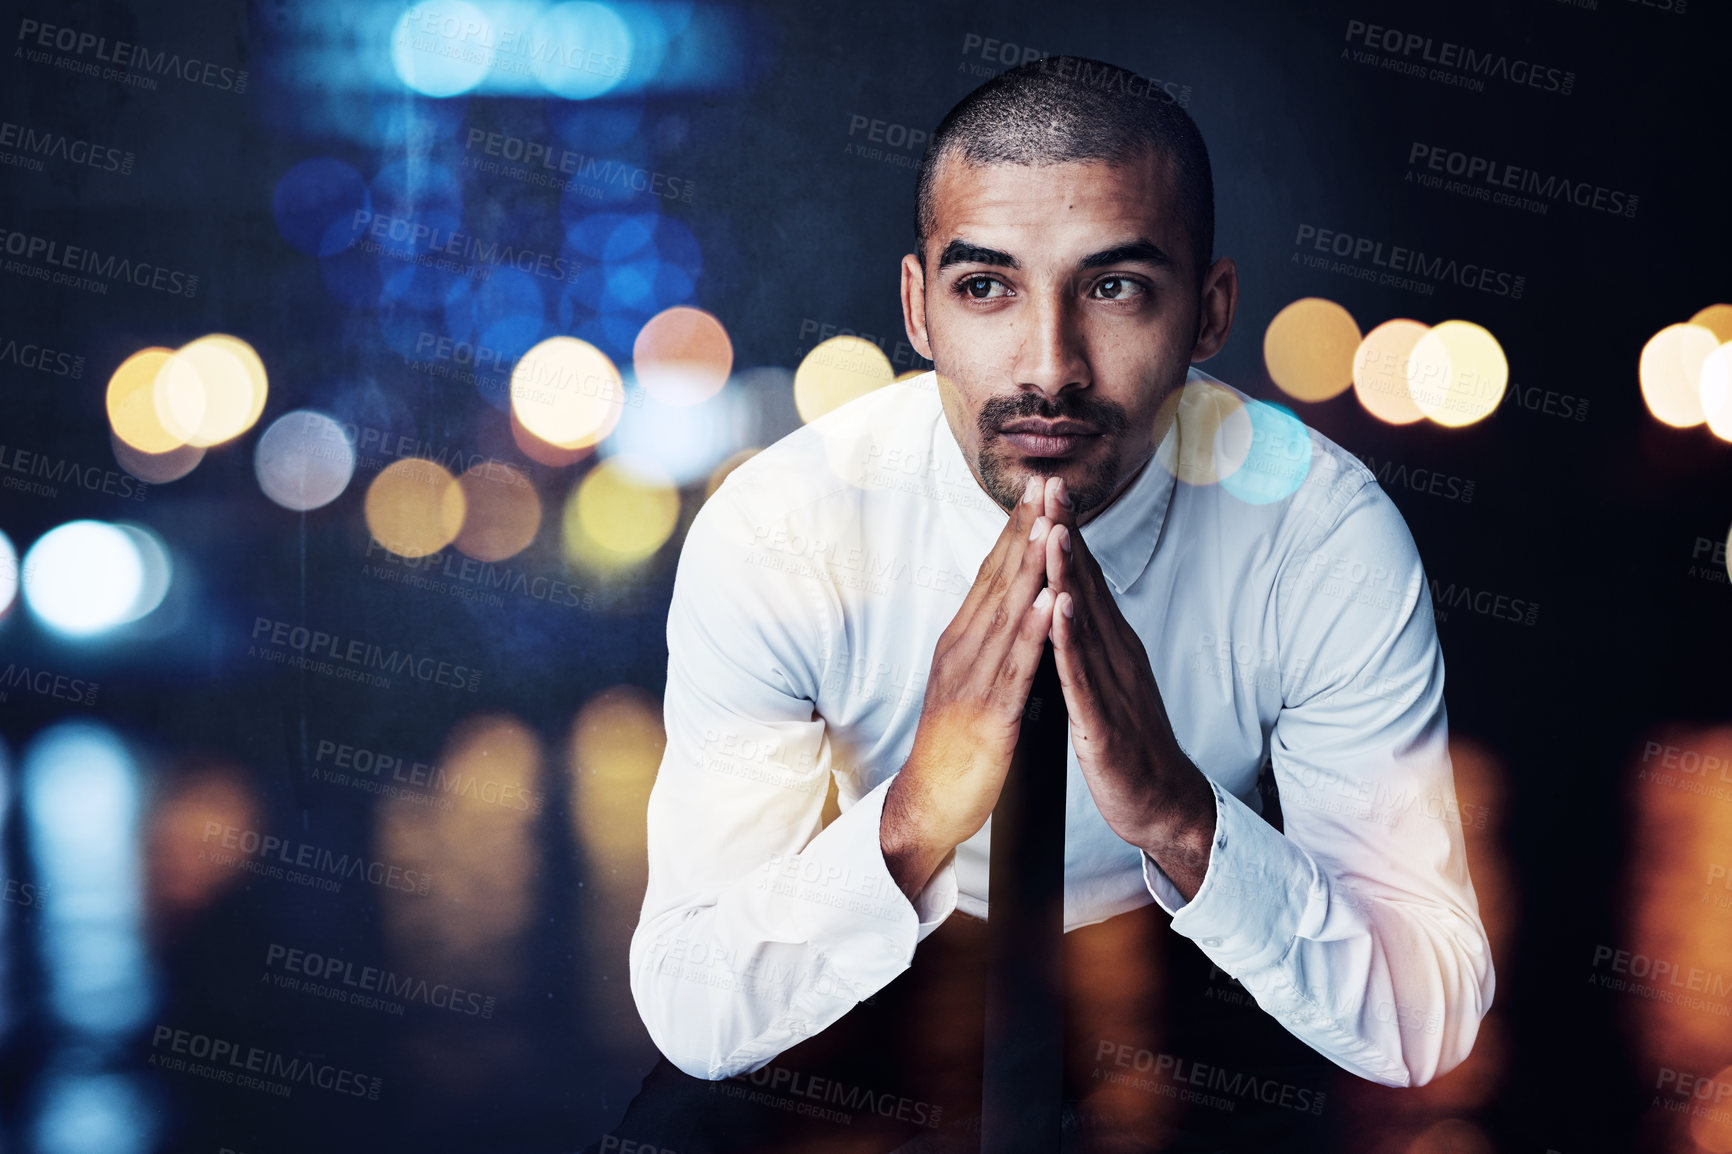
[1139,477,1495,1088]
[628,483,959,1081]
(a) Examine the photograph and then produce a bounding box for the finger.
[954,474,1043,630]
[971,510,1055,672]
[993,584,1057,722]
[1047,521,1073,598]
[1043,474,1078,531]
[1049,591,1104,734]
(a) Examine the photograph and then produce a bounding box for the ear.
[901,252,934,362]
[1190,255,1238,363]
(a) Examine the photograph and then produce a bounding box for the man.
[612,55,1494,1152]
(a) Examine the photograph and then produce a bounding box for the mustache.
[975,393,1131,439]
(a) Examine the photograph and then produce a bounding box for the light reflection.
[23,722,153,1037]
[530,2,633,100]
[111,434,204,486]
[1406,320,1508,428]
[364,457,467,558]
[562,456,680,570]
[1639,323,1717,428]
[510,335,626,450]
[794,335,893,423]
[110,525,173,626]
[254,409,357,511]
[106,348,184,454]
[1152,376,1253,487]
[389,1,495,97]
[453,462,541,562]
[604,376,750,486]
[1352,319,1430,426]
[1262,297,1360,403]
[1697,344,1732,443]
[632,305,732,406]
[32,1071,157,1154]
[1220,400,1312,506]
[22,522,146,638]
[154,335,269,449]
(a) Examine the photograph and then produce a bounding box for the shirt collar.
[925,369,1191,596]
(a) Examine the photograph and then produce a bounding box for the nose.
[1016,286,1089,402]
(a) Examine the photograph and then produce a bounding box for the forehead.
[926,152,1183,262]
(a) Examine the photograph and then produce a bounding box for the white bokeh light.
[22,522,145,637]
[255,410,357,511]
[0,529,17,617]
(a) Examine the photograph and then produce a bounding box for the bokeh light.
[22,522,146,638]
[111,434,204,486]
[1638,322,1718,428]
[1406,320,1508,428]
[106,348,184,454]
[1699,344,1732,443]
[511,335,626,450]
[111,525,172,626]
[1689,303,1732,343]
[153,334,269,448]
[0,530,17,618]
[632,305,733,406]
[364,458,467,558]
[31,1072,158,1154]
[562,457,680,570]
[705,447,760,500]
[531,2,634,100]
[604,380,751,486]
[794,335,893,423]
[1352,318,1430,425]
[145,764,258,920]
[1220,400,1313,505]
[254,410,357,511]
[452,462,541,562]
[1263,297,1361,403]
[390,1,494,97]
[1691,1063,1732,1153]
[1153,376,1253,486]
[271,157,368,257]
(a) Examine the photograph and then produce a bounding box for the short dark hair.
[914,55,1214,283]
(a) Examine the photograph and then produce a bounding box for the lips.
[997,419,1101,458]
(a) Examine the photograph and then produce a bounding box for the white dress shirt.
[629,366,1495,1089]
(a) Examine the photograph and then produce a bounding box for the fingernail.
[1034,587,1052,609]
[1028,517,1045,541]
[1023,476,1039,504]
[1056,481,1073,508]
[1060,593,1074,619]
[1059,525,1072,554]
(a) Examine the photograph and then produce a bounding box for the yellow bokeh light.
[894,369,927,383]
[1639,323,1718,428]
[632,306,733,407]
[1402,1118,1494,1154]
[1352,319,1430,425]
[1406,320,1508,428]
[1153,378,1253,486]
[111,433,205,484]
[1692,1066,1732,1154]
[364,458,467,558]
[108,347,185,453]
[794,335,893,423]
[563,457,680,570]
[1689,303,1732,344]
[1263,297,1361,403]
[570,685,665,874]
[705,447,760,501]
[1699,344,1732,443]
[453,463,541,562]
[154,334,269,448]
[511,336,625,450]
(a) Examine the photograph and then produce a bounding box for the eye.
[1091,276,1147,301]
[956,275,1009,301]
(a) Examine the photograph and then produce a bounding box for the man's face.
[900,152,1233,519]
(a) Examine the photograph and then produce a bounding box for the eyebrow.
[936,240,1019,270]
[1079,240,1174,270]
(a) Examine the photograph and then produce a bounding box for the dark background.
[1,0,1729,1151]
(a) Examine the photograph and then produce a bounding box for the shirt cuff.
[741,773,953,999]
[1140,778,1325,973]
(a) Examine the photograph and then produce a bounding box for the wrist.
[881,771,958,901]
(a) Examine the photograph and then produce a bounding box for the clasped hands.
[882,474,1218,905]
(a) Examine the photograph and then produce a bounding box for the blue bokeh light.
[271,158,370,258]
[1221,400,1314,506]
[530,2,634,100]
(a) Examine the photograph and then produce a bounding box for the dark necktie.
[982,639,1067,1150]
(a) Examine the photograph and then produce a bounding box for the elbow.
[1399,940,1497,1089]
